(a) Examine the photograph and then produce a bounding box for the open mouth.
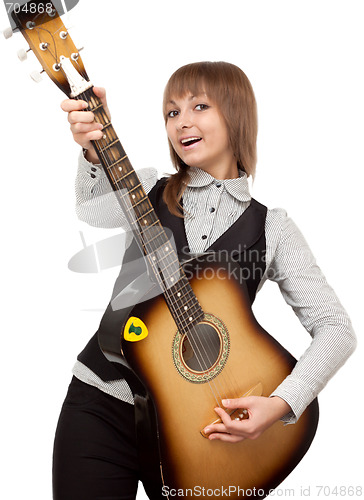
[180,137,202,147]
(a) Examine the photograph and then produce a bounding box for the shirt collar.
[186,167,251,203]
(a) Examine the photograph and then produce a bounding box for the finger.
[214,406,238,427]
[222,396,252,410]
[61,98,88,112]
[68,110,96,125]
[93,86,107,107]
[213,407,245,434]
[93,86,106,99]
[73,130,105,148]
[204,423,228,435]
[71,122,104,134]
[209,432,245,443]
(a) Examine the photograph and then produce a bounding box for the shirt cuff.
[270,375,316,425]
[79,149,103,181]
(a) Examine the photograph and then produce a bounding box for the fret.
[178,293,199,313]
[142,227,168,248]
[136,207,155,223]
[178,312,204,331]
[162,277,197,310]
[172,278,192,297]
[106,155,128,170]
[145,241,178,267]
[127,182,142,195]
[146,260,181,294]
[180,307,203,324]
[142,219,163,232]
[170,299,201,322]
[175,292,197,310]
[153,243,175,259]
[99,138,120,152]
[173,285,202,313]
[91,109,110,127]
[140,223,169,250]
[102,122,113,130]
[88,102,103,112]
[129,195,149,209]
[110,169,134,186]
[153,256,180,279]
[158,260,182,280]
[100,124,115,138]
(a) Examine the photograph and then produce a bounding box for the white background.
[0,0,363,498]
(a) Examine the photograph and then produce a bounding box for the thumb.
[93,86,111,120]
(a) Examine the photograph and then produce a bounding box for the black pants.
[53,376,141,500]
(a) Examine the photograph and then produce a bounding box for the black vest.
[78,179,268,381]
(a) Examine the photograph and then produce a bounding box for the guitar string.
[74,89,241,407]
[86,92,239,407]
[34,21,241,431]
[46,32,216,380]
[37,25,239,418]
[73,88,235,408]
[87,110,220,384]
[42,19,230,408]
[90,109,229,408]
[75,93,215,371]
[94,130,226,407]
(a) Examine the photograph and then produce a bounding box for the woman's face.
[165,93,237,178]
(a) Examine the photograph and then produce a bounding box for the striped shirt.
[72,153,356,423]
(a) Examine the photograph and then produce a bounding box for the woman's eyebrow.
[168,94,205,105]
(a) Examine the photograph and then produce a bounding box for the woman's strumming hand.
[203,396,292,443]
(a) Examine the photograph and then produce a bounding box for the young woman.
[53,61,356,499]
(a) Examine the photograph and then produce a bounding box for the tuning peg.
[30,69,45,83]
[3,26,14,39]
[71,48,84,61]
[17,48,32,62]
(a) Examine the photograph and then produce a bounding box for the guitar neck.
[75,87,158,244]
[10,3,204,332]
[74,87,204,331]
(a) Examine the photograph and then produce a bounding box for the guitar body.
[122,258,319,498]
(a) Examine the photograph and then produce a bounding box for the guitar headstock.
[11,0,90,97]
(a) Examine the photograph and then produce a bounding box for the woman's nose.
[177,110,192,130]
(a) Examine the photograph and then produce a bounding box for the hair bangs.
[163,62,224,120]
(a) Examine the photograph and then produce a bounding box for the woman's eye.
[195,104,209,111]
[167,110,179,118]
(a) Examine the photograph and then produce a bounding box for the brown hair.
[162,61,258,217]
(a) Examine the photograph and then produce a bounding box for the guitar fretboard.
[75,87,204,332]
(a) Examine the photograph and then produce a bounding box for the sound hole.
[181,323,221,372]
[172,313,230,384]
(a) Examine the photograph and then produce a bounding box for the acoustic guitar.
[9,2,319,498]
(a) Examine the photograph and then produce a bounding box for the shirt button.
[209,207,215,213]
[202,235,207,240]
[216,182,222,188]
